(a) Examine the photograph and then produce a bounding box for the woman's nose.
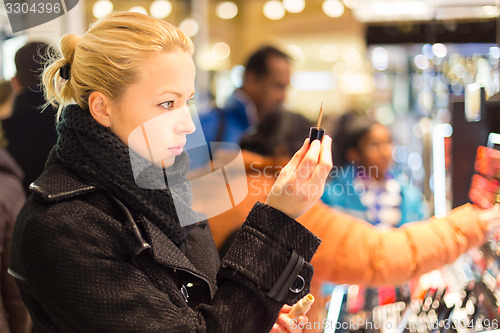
[175,107,196,134]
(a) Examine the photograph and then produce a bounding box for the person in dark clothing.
[2,41,58,194]
[9,12,333,333]
[200,46,291,145]
[0,126,29,333]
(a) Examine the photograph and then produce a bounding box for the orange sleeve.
[299,202,487,287]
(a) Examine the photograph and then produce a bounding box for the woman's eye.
[160,101,174,110]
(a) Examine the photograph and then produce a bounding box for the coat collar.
[141,217,217,298]
[31,150,218,298]
[30,150,97,202]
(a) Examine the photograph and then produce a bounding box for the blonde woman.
[9,12,332,333]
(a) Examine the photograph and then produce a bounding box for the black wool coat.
[9,154,321,332]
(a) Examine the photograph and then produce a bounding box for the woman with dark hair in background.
[320,112,428,314]
[208,110,500,332]
[322,112,426,228]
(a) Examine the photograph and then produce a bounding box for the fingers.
[293,139,322,189]
[272,305,308,333]
[296,136,332,181]
[310,136,333,186]
[266,135,332,219]
[484,204,500,234]
[294,136,332,199]
[277,314,306,333]
[271,323,288,333]
[280,304,293,313]
[321,135,333,168]
[282,139,310,176]
[317,135,333,179]
[481,204,500,221]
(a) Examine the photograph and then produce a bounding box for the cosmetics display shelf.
[487,92,500,103]
[324,246,500,333]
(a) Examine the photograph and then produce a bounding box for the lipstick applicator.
[309,102,325,142]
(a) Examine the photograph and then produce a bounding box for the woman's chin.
[152,155,175,169]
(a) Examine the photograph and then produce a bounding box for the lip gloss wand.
[309,102,325,142]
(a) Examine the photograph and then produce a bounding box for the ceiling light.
[150,0,172,19]
[323,0,345,18]
[129,6,148,15]
[212,42,231,60]
[342,0,358,9]
[93,0,113,19]
[432,43,448,58]
[371,47,388,71]
[414,54,430,70]
[283,0,305,14]
[216,1,238,20]
[179,18,200,37]
[215,1,238,20]
[263,1,286,20]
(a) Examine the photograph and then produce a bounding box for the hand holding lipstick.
[266,104,332,220]
[265,135,333,220]
[271,295,315,333]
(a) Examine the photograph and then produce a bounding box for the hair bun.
[60,34,82,64]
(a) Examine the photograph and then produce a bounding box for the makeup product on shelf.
[417,289,432,316]
[469,174,500,209]
[420,288,438,315]
[309,102,325,142]
[470,143,500,208]
[461,282,474,309]
[287,294,315,319]
[475,146,500,181]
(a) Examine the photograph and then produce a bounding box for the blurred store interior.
[1,0,499,214]
[3,1,500,331]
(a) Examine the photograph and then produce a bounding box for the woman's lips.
[168,145,185,155]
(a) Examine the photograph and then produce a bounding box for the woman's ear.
[88,91,113,128]
[346,147,360,165]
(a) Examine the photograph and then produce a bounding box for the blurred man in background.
[199,45,291,146]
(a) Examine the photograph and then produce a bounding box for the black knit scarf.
[56,104,202,247]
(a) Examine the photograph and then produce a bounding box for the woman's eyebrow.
[157,90,196,98]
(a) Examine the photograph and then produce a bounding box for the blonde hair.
[43,12,194,120]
